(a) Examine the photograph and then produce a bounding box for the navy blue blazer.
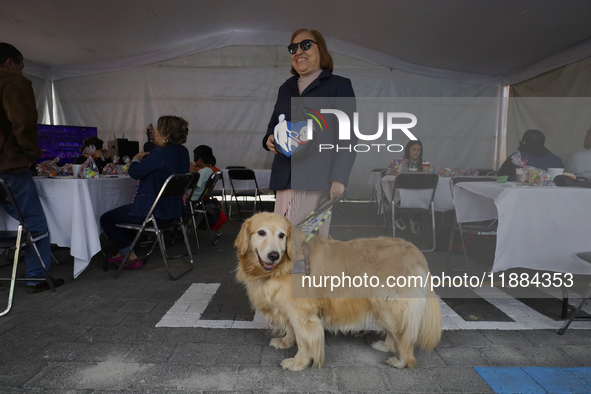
[263,70,357,191]
[127,144,190,220]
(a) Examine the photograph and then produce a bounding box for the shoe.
[110,259,143,270]
[123,260,143,270]
[107,255,125,264]
[394,219,407,231]
[410,219,420,235]
[26,277,65,294]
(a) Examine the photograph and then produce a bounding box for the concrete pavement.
[0,201,590,393]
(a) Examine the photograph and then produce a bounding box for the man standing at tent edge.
[0,42,64,293]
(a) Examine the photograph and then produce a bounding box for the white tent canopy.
[3,0,591,198]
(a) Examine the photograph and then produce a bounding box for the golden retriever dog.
[235,212,441,371]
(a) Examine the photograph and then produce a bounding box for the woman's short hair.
[521,129,545,147]
[290,29,333,76]
[193,145,216,165]
[157,116,188,145]
[404,139,424,171]
[80,136,104,152]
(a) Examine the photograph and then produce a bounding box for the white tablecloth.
[453,182,591,274]
[379,175,454,212]
[0,176,138,278]
[215,169,272,194]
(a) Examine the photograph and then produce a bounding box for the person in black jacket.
[497,129,563,181]
[262,29,356,237]
[74,136,112,173]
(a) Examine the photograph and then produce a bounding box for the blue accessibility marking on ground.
[475,367,591,393]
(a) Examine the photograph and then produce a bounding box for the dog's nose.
[268,251,280,262]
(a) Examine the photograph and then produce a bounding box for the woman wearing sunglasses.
[262,29,356,237]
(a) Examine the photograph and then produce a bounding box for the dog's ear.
[234,217,252,255]
[287,223,306,261]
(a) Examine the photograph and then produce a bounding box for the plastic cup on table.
[116,165,124,174]
[548,168,564,179]
[72,164,81,178]
[422,162,430,172]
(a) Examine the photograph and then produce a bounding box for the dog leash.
[294,192,346,275]
[296,191,346,242]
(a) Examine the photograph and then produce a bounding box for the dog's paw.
[386,356,407,369]
[371,340,390,353]
[270,337,294,349]
[281,357,308,371]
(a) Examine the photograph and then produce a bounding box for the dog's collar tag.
[302,242,311,275]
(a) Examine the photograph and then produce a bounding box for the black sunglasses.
[287,39,317,54]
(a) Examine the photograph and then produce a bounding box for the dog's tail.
[418,290,442,351]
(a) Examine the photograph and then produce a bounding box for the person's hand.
[330,181,345,200]
[133,151,150,161]
[101,149,111,159]
[266,134,277,154]
[189,162,197,172]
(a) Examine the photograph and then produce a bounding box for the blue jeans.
[0,170,52,280]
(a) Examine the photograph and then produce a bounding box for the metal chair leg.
[156,221,194,281]
[558,286,591,335]
[189,203,200,251]
[458,226,473,278]
[0,227,23,317]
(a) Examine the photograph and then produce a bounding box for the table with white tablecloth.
[453,182,591,274]
[0,176,138,278]
[378,175,454,212]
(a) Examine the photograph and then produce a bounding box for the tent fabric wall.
[46,45,500,198]
[506,56,591,166]
[26,73,52,124]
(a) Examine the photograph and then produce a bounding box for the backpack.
[198,198,227,230]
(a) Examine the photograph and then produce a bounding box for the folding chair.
[369,168,386,213]
[558,252,591,335]
[377,169,390,229]
[210,170,227,213]
[0,179,55,317]
[114,173,196,280]
[391,173,438,252]
[189,171,223,246]
[227,169,263,220]
[445,176,497,276]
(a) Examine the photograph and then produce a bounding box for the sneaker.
[26,277,65,294]
[394,219,407,231]
[410,219,420,235]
